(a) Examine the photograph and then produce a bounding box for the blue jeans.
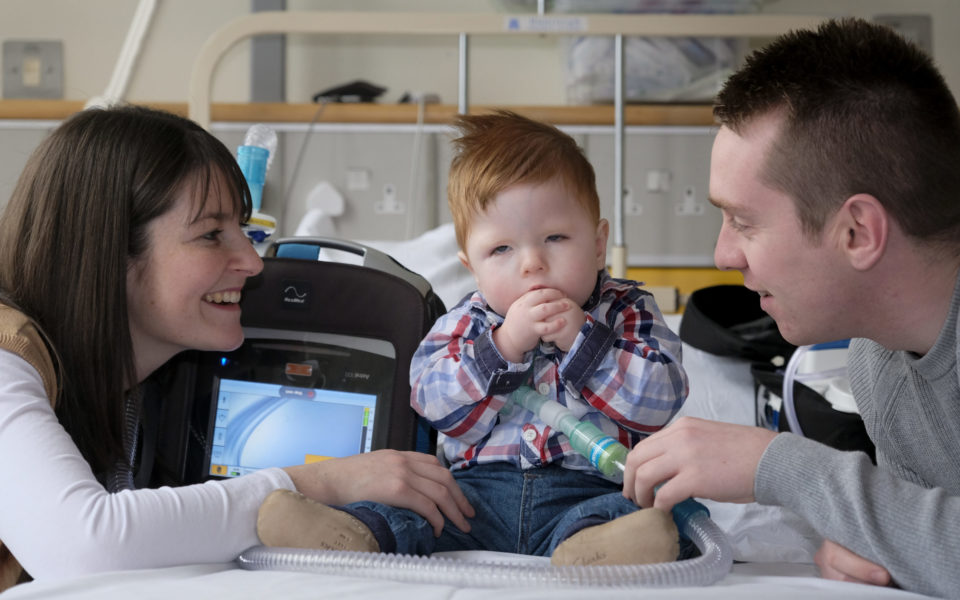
[347,462,638,557]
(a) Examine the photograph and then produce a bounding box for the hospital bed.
[5,9,931,598]
[184,9,826,277]
[2,225,932,599]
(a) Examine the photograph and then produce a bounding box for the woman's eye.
[202,229,224,241]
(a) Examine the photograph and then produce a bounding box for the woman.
[0,105,471,590]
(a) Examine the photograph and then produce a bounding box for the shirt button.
[522,428,538,442]
[537,382,550,395]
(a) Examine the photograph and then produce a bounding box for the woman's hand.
[815,539,892,587]
[283,450,474,536]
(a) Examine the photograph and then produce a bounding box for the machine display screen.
[202,330,394,479]
[207,378,376,478]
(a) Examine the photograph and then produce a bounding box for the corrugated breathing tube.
[236,387,733,587]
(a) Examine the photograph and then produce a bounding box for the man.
[623,18,960,597]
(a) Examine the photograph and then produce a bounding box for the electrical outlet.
[2,40,63,99]
[645,169,672,193]
[346,167,371,191]
[676,185,704,216]
[624,185,643,216]
[374,183,404,214]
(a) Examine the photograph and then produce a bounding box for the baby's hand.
[539,296,585,352]
[494,288,581,361]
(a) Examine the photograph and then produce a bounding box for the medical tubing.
[236,388,734,587]
[510,387,627,476]
[107,393,140,493]
[781,345,808,437]
[238,507,732,587]
[781,339,851,438]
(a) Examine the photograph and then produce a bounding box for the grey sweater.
[755,273,960,598]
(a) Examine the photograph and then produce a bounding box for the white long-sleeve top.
[0,348,295,581]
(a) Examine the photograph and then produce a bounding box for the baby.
[259,110,689,566]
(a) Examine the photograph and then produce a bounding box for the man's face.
[709,113,851,346]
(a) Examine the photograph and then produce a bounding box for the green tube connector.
[511,386,628,477]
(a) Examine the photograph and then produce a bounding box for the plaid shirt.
[410,271,688,479]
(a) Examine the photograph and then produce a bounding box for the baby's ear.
[595,219,610,267]
[457,250,473,274]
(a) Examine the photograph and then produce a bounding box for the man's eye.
[724,215,748,232]
[203,229,224,241]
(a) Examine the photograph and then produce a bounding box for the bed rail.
[187,10,825,276]
[187,11,824,129]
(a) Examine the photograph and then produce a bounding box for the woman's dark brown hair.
[0,105,252,475]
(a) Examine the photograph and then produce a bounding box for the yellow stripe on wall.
[620,267,744,311]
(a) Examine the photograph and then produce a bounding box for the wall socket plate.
[3,40,63,99]
[375,182,404,214]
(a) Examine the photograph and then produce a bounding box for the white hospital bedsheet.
[359,223,476,310]
[5,315,922,598]
[5,229,922,597]
[3,560,929,599]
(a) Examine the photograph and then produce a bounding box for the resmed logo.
[280,280,311,309]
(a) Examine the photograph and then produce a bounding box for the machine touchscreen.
[207,378,377,478]
[202,328,394,479]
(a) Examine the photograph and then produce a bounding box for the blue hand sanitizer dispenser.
[236,124,278,247]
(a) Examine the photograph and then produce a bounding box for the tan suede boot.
[256,489,380,552]
[550,507,679,566]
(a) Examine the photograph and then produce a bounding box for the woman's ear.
[837,194,888,271]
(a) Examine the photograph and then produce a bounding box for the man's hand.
[623,416,777,510]
[815,539,892,587]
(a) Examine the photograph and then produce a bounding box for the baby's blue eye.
[546,234,567,243]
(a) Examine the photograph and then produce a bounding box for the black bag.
[142,238,446,487]
[681,285,875,461]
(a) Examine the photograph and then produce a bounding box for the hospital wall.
[1,0,957,278]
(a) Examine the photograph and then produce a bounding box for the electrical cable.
[278,99,329,236]
[405,95,427,239]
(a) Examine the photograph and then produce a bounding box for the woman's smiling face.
[126,175,263,381]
